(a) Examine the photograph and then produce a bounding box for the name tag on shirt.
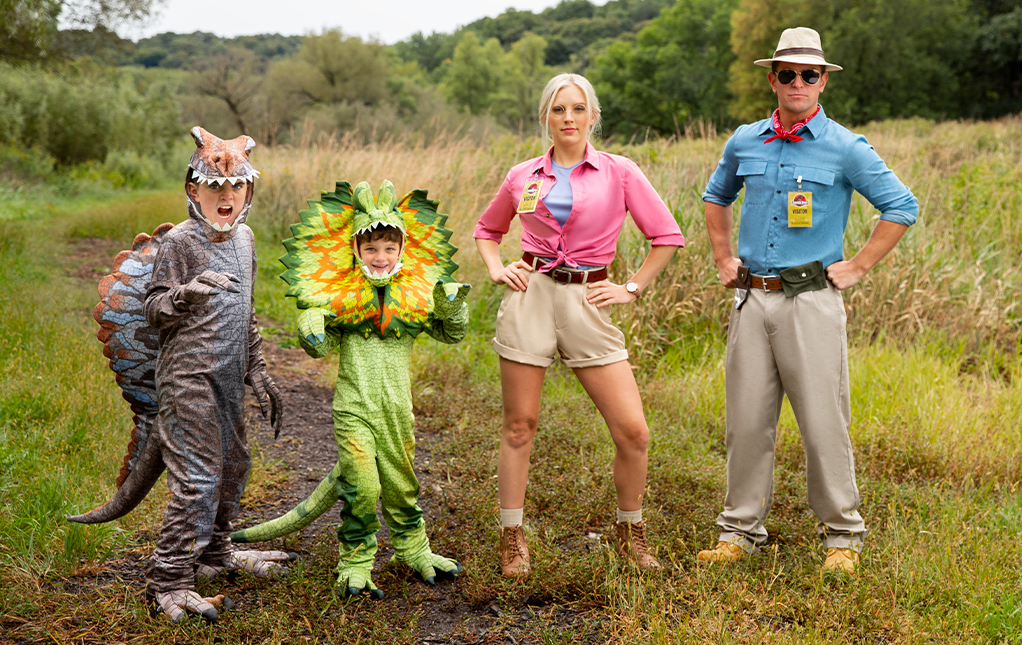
[517,180,543,214]
[788,191,812,227]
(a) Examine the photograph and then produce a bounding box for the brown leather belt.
[522,251,608,284]
[749,274,783,290]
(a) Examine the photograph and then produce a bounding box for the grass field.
[0,118,1020,643]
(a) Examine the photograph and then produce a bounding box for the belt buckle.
[550,267,572,283]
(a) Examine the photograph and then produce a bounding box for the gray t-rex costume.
[67,128,289,623]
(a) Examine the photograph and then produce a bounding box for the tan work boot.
[822,547,859,573]
[499,525,530,578]
[614,521,661,569]
[697,541,746,563]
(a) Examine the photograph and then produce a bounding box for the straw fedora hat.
[754,27,842,71]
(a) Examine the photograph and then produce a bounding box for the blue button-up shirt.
[702,106,918,275]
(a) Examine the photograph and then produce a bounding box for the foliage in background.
[592,0,738,139]
[0,62,180,184]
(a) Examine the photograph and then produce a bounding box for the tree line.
[1,0,1020,170]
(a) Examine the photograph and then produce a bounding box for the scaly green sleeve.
[425,302,467,345]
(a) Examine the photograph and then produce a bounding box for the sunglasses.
[776,68,822,85]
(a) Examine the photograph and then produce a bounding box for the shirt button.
[780,164,785,167]
[773,217,778,220]
[769,244,774,247]
[776,190,781,194]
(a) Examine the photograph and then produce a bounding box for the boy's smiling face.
[358,237,402,276]
[187,180,249,228]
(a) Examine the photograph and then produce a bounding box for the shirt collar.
[758,104,828,138]
[530,143,601,175]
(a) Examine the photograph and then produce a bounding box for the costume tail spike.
[230,461,342,543]
[66,415,165,524]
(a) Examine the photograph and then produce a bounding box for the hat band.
[773,47,825,58]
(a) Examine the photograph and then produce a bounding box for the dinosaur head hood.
[351,180,406,287]
[185,126,260,234]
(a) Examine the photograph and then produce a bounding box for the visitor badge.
[787,191,812,227]
[517,180,543,214]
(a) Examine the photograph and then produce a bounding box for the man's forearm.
[826,220,909,290]
[704,201,736,265]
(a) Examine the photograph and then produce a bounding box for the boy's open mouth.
[217,206,233,219]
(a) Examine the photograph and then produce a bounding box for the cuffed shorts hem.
[562,349,629,369]
[491,338,555,367]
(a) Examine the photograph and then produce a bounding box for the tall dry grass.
[251,117,1022,365]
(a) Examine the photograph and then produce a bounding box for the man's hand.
[825,260,868,291]
[180,270,241,305]
[432,282,471,320]
[716,256,743,288]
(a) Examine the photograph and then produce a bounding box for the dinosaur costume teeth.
[232,179,469,596]
[184,127,259,234]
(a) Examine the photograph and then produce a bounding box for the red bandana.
[763,105,820,144]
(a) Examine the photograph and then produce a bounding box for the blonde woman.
[474,73,685,577]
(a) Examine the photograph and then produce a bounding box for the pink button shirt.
[474,144,685,270]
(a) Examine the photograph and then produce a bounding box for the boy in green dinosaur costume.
[231,180,469,598]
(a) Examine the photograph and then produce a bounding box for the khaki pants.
[718,283,866,553]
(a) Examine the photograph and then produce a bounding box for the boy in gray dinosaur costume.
[143,127,290,621]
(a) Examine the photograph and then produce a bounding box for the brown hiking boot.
[499,526,530,578]
[822,547,859,573]
[697,541,746,563]
[614,521,661,569]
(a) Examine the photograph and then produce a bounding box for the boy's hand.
[180,270,241,305]
[432,282,471,320]
[297,308,337,346]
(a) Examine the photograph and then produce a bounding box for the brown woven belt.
[749,274,783,290]
[522,251,608,284]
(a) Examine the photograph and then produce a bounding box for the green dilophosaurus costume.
[230,180,469,598]
[67,128,290,623]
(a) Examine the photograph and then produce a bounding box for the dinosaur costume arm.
[425,282,470,345]
[297,308,342,358]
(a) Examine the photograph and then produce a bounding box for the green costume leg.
[334,411,384,598]
[377,407,463,584]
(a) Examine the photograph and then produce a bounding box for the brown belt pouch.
[779,260,827,298]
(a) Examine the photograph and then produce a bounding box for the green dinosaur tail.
[230,462,341,543]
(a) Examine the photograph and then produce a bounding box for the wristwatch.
[625,281,641,298]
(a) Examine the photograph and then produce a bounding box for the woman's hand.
[491,259,534,291]
[585,280,637,308]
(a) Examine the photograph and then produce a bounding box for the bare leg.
[496,358,547,509]
[572,361,649,512]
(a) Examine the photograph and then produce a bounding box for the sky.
[121,0,604,44]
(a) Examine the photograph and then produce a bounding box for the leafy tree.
[192,47,261,136]
[442,32,505,115]
[496,32,552,134]
[728,0,974,125]
[1,0,158,61]
[269,29,389,107]
[591,0,738,138]
[961,4,1022,117]
[393,31,457,74]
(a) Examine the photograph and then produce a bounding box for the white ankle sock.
[500,508,524,528]
[616,508,643,524]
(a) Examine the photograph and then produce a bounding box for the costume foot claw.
[230,549,298,577]
[393,550,464,585]
[336,566,383,599]
[155,589,224,624]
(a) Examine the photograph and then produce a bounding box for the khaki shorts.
[492,271,628,368]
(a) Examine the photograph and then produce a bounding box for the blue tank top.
[544,161,581,227]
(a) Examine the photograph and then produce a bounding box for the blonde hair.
[537,73,602,149]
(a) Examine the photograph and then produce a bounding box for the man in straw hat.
[698,27,918,572]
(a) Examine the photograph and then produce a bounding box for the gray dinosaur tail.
[66,415,164,524]
[230,462,341,543]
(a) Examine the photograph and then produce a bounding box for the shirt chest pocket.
[736,160,769,205]
[791,166,836,207]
